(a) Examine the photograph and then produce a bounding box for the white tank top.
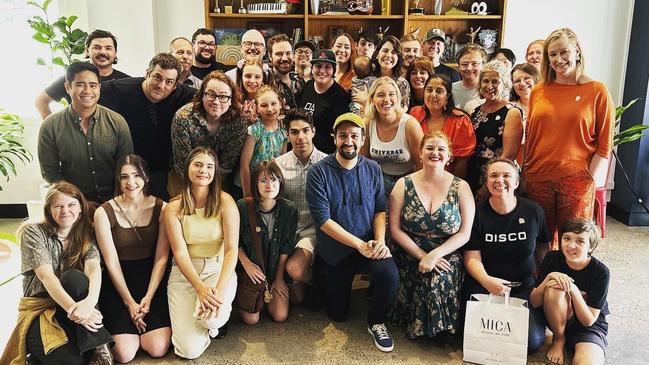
[369,113,413,176]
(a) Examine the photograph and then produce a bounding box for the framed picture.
[246,21,281,40]
[327,25,347,47]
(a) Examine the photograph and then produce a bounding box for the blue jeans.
[320,252,399,326]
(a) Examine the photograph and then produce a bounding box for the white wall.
[153,0,205,54]
[503,0,634,103]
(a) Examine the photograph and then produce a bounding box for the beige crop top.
[181,207,224,258]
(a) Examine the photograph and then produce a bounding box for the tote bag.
[463,293,529,365]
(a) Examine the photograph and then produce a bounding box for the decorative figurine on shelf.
[348,0,373,15]
[377,26,390,41]
[239,0,247,13]
[434,0,442,15]
[214,0,221,13]
[469,0,499,14]
[445,0,467,15]
[406,26,421,39]
[478,28,498,53]
[466,26,481,44]
[408,0,424,15]
[381,0,391,15]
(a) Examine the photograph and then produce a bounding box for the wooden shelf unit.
[204,0,507,51]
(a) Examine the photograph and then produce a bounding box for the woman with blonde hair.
[361,76,424,195]
[2,181,113,364]
[525,28,614,250]
[164,146,239,359]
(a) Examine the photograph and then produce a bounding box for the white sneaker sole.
[367,327,394,352]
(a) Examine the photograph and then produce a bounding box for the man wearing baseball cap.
[422,28,460,82]
[298,49,350,153]
[294,40,316,81]
[306,112,398,353]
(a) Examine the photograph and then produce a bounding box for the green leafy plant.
[611,98,649,215]
[0,110,33,191]
[614,98,649,146]
[27,0,87,68]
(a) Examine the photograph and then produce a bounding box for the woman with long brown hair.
[2,182,113,364]
[331,33,356,91]
[163,146,239,359]
[94,155,171,362]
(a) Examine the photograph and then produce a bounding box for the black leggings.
[25,269,113,365]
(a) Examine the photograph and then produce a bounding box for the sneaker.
[367,323,394,352]
[88,344,113,365]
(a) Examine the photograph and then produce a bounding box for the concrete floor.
[1,217,648,364]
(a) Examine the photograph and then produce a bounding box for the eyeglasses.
[295,49,313,57]
[243,41,264,49]
[204,92,232,103]
[196,40,216,48]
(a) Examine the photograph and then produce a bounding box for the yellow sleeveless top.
[181,207,224,258]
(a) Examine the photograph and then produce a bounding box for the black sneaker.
[367,323,394,352]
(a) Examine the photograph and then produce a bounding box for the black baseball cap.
[294,40,316,53]
[310,49,336,65]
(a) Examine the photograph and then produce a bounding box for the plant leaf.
[32,32,50,44]
[52,57,65,67]
[66,15,78,27]
[43,0,52,11]
[36,58,47,66]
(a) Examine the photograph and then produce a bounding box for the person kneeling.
[530,218,610,365]
[237,161,297,324]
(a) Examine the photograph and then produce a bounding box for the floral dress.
[466,103,518,193]
[248,120,288,169]
[389,175,464,339]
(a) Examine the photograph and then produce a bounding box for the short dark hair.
[491,48,516,65]
[357,28,378,45]
[267,33,292,56]
[250,160,285,202]
[560,218,601,255]
[421,73,463,119]
[85,29,118,50]
[114,154,151,196]
[65,61,100,83]
[192,28,216,42]
[284,108,314,130]
[146,53,182,82]
[510,63,540,101]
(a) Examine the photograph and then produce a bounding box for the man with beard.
[294,40,315,82]
[306,113,399,353]
[190,28,231,80]
[35,29,129,119]
[38,62,133,203]
[399,33,421,76]
[99,53,195,200]
[170,37,203,88]
[225,29,269,84]
[267,34,304,108]
[422,28,460,82]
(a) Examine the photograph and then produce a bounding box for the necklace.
[56,234,68,241]
[115,196,142,227]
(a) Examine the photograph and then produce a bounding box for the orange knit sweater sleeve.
[524,81,614,182]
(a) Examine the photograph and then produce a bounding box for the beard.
[338,145,358,160]
[195,52,214,64]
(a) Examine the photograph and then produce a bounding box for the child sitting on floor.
[530,218,610,365]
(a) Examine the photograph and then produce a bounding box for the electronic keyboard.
[247,3,287,13]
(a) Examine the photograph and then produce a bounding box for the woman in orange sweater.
[524,28,614,255]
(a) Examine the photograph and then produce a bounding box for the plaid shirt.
[275,147,327,233]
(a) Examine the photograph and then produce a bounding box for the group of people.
[2,24,613,365]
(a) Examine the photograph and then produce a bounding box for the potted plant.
[611,98,649,215]
[27,0,87,69]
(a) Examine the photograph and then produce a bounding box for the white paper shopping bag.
[463,293,529,365]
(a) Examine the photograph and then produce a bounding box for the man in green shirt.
[38,62,133,203]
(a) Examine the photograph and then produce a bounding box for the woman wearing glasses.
[171,71,248,199]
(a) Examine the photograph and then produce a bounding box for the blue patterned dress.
[389,175,464,339]
[248,120,288,169]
